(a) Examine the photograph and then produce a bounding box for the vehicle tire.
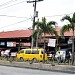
[20,57,24,61]
[33,58,37,63]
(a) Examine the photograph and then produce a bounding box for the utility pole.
[27,0,43,48]
[36,18,39,48]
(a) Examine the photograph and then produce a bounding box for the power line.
[0,12,73,29]
[0,12,74,29]
[0,14,29,18]
[0,0,26,10]
[0,0,16,7]
[45,12,73,18]
[0,17,32,29]
[0,12,73,19]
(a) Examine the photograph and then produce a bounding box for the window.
[0,42,5,45]
[32,50,39,54]
[41,50,45,54]
[25,50,31,54]
[18,50,24,54]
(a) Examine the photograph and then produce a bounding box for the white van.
[55,49,71,62]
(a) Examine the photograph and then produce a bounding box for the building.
[0,30,32,51]
[0,27,74,52]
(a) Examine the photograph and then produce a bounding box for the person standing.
[57,52,61,64]
[1,50,4,60]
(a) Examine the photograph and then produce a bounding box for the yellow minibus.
[17,48,48,62]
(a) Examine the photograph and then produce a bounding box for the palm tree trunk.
[56,36,59,51]
[18,39,21,51]
[44,34,46,50]
[36,32,38,48]
[72,30,74,65]
[36,19,39,48]
[43,33,46,62]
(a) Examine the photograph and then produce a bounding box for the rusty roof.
[0,30,32,39]
[42,27,75,37]
[0,27,75,39]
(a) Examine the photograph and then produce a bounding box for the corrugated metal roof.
[0,27,74,39]
[42,27,75,37]
[0,30,32,38]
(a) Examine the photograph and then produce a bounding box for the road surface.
[0,65,74,75]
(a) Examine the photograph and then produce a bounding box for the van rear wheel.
[20,57,24,61]
[33,58,37,63]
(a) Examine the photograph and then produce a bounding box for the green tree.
[33,17,58,49]
[61,12,75,65]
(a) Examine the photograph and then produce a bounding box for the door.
[24,50,31,60]
[17,50,24,59]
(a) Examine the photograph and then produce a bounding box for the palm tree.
[33,17,57,50]
[61,12,75,65]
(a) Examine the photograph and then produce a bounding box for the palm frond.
[60,25,70,36]
[48,26,57,35]
[33,30,38,38]
[47,21,57,26]
[42,17,46,24]
[61,15,72,23]
[33,21,39,28]
[33,29,42,39]
[72,12,75,23]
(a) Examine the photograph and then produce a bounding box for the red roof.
[42,27,75,37]
[0,27,75,39]
[42,27,61,37]
[0,30,32,38]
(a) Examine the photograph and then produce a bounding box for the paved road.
[0,66,74,75]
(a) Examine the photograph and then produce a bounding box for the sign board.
[11,52,17,56]
[68,39,72,44]
[48,38,56,47]
[7,42,14,47]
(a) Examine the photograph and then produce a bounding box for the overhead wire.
[0,0,15,7]
[0,12,73,19]
[44,12,73,18]
[0,12,73,30]
[0,0,26,10]
[0,0,30,19]
[0,1,74,31]
[0,17,32,29]
[0,14,29,18]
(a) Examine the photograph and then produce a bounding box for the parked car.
[55,49,72,62]
[17,48,48,62]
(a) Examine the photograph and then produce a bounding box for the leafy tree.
[33,17,58,49]
[61,12,75,65]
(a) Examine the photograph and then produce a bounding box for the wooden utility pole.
[27,0,43,48]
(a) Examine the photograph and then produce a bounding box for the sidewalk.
[0,60,75,74]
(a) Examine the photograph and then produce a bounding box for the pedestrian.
[65,51,71,64]
[1,50,4,60]
[57,52,61,64]
[69,51,72,63]
[49,52,52,61]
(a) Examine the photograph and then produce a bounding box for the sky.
[0,0,75,32]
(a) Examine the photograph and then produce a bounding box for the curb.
[0,60,75,74]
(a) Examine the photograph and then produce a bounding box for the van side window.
[25,50,31,54]
[18,50,24,53]
[41,50,44,54]
[32,50,39,54]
